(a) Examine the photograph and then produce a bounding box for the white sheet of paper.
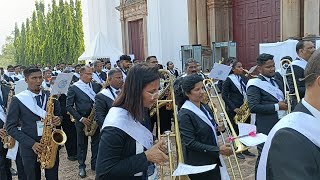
[316,40,320,49]
[6,141,19,160]
[51,73,73,95]
[238,123,256,136]
[14,79,28,94]
[277,110,286,119]
[37,121,44,136]
[208,63,232,81]
[250,113,256,125]
[172,163,216,176]
[239,133,267,147]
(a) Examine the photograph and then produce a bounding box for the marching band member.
[145,56,158,68]
[96,63,168,180]
[0,82,13,180]
[41,68,52,90]
[118,55,131,81]
[257,47,320,180]
[166,61,179,78]
[6,66,62,180]
[175,74,232,180]
[287,40,315,109]
[181,58,198,77]
[58,69,78,161]
[11,66,23,82]
[3,65,14,83]
[102,60,112,73]
[92,60,107,84]
[66,66,102,178]
[222,59,255,159]
[95,68,123,129]
[246,53,287,175]
[73,64,81,82]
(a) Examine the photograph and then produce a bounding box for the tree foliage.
[11,0,85,66]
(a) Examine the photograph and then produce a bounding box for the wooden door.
[128,19,145,60]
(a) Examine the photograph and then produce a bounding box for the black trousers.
[61,115,77,157]
[75,123,100,169]
[0,147,11,180]
[22,151,59,180]
[16,150,27,180]
[255,143,264,179]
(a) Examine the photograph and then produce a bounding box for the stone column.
[281,0,301,40]
[188,0,197,44]
[304,0,320,36]
[196,0,208,45]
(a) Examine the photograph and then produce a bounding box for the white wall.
[86,0,122,55]
[147,0,189,70]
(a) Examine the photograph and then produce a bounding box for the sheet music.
[51,73,73,95]
[172,163,216,176]
[208,63,232,81]
[6,141,19,160]
[238,123,256,136]
[239,133,267,147]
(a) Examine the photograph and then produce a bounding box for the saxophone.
[38,96,67,169]
[83,106,98,136]
[234,100,250,124]
[1,86,16,149]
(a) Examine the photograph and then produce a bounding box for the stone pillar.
[281,0,301,40]
[196,0,208,45]
[304,0,320,36]
[188,0,197,44]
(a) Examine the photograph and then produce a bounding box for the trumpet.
[203,78,245,180]
[280,59,300,113]
[156,69,186,180]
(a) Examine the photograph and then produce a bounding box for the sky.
[0,0,89,54]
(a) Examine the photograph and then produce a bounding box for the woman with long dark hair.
[175,74,232,180]
[222,59,255,159]
[95,64,168,180]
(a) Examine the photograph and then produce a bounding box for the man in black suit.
[66,66,102,178]
[6,66,62,180]
[95,69,123,129]
[257,48,320,180]
[92,60,107,84]
[287,40,315,109]
[3,65,14,83]
[118,55,131,81]
[247,53,288,175]
[0,83,12,180]
[72,64,81,82]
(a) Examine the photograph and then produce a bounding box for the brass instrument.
[280,59,300,113]
[234,100,250,124]
[38,96,67,169]
[149,83,170,117]
[1,85,16,149]
[156,69,186,180]
[242,66,258,78]
[203,78,245,180]
[83,105,98,136]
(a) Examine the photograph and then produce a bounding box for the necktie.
[200,105,218,146]
[35,95,42,108]
[239,77,247,93]
[115,90,120,95]
[46,83,51,88]
[270,79,276,87]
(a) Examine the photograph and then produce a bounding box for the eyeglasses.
[146,90,159,99]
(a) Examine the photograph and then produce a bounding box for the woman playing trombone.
[175,74,232,180]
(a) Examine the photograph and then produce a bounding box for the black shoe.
[243,150,256,157]
[236,153,245,159]
[10,168,18,176]
[79,168,86,178]
[67,156,77,161]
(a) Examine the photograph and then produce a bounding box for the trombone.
[203,78,245,180]
[155,69,187,180]
[280,59,301,113]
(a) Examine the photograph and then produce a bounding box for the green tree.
[19,23,26,65]
[13,23,21,64]
[0,35,16,67]
[24,18,32,65]
[74,0,85,62]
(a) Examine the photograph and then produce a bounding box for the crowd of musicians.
[0,40,319,180]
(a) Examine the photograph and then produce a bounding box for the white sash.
[0,105,6,123]
[41,81,50,90]
[15,90,47,119]
[257,112,320,180]
[93,73,105,84]
[247,78,284,101]
[100,88,116,101]
[228,74,247,98]
[292,59,307,70]
[73,73,80,78]
[181,100,230,180]
[102,107,153,149]
[74,81,96,102]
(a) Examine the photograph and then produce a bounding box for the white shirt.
[29,90,43,105]
[302,98,320,119]
[261,74,281,111]
[0,86,3,102]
